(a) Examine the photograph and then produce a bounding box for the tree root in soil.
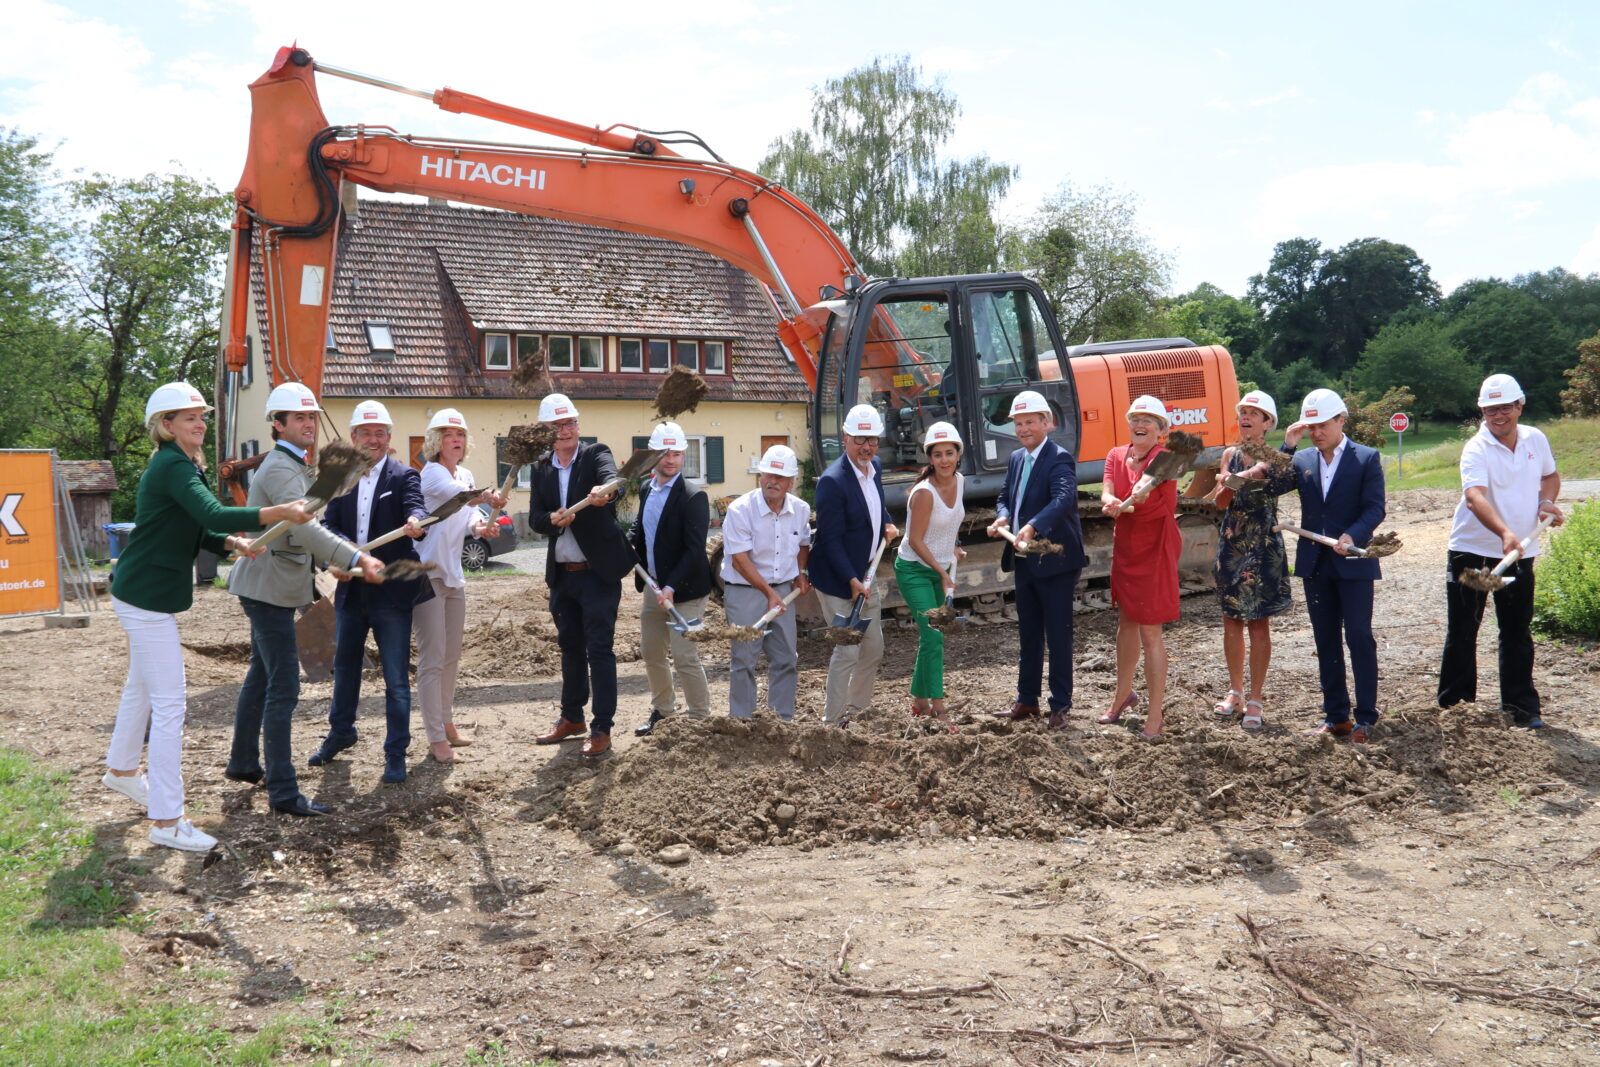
[779,957,994,1000]
[1239,913,1369,1065]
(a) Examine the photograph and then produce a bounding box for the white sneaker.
[148,818,217,853]
[102,771,149,808]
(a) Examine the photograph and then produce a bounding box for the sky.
[4,0,1600,297]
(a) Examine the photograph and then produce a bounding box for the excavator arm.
[223,46,861,417]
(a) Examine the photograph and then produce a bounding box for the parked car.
[462,511,517,571]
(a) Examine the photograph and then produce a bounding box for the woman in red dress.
[1098,395,1182,737]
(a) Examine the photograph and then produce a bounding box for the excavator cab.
[810,273,1079,511]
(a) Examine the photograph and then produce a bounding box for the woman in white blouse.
[893,422,967,720]
[414,408,506,762]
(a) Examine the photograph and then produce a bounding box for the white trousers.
[107,596,187,820]
[414,577,466,743]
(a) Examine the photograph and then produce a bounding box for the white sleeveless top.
[898,474,964,567]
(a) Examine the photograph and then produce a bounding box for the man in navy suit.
[1282,388,1388,743]
[986,390,1089,730]
[809,403,899,725]
[311,400,434,784]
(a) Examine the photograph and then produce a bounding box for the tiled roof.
[259,199,807,404]
[58,459,117,493]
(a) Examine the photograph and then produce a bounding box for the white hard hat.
[1477,373,1526,407]
[922,421,963,450]
[648,421,687,451]
[1126,394,1170,427]
[265,381,321,418]
[427,407,467,431]
[349,399,394,429]
[1298,388,1347,425]
[757,444,799,477]
[843,403,884,437]
[1236,390,1278,426]
[538,393,580,422]
[1009,390,1051,418]
[144,381,210,423]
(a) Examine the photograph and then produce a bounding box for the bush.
[1533,499,1600,639]
[1561,332,1600,417]
[1342,385,1417,447]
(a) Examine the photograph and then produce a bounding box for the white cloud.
[1247,86,1301,108]
[1574,222,1600,274]
[912,46,1013,75]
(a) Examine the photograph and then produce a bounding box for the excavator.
[218,46,1239,620]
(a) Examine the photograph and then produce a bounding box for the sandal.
[1097,690,1140,725]
[1213,689,1244,719]
[1241,700,1265,733]
[911,699,933,718]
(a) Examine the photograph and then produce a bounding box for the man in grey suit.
[225,382,381,817]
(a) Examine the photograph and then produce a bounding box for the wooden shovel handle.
[360,515,440,553]
[252,495,328,553]
[753,585,806,629]
[563,477,625,516]
[1491,513,1558,576]
[1273,522,1368,557]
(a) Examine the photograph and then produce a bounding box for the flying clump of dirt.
[512,340,553,398]
[652,366,708,421]
[502,423,557,468]
[557,702,1584,855]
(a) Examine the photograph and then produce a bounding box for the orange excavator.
[219,47,1238,613]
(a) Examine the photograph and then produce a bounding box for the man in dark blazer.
[628,421,713,736]
[1282,388,1388,743]
[311,400,433,785]
[529,393,637,756]
[809,403,899,726]
[986,390,1089,730]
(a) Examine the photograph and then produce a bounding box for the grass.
[0,748,385,1066]
[1380,416,1600,490]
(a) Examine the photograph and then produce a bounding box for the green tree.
[38,173,232,511]
[1155,282,1264,359]
[0,130,62,447]
[1513,267,1600,348]
[760,56,1015,279]
[1006,183,1171,343]
[1247,237,1327,368]
[1445,287,1568,415]
[1351,319,1480,419]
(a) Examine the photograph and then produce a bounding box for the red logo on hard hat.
[301,397,315,407]
[448,416,462,425]
[556,406,569,415]
[1305,409,1318,418]
[856,422,871,430]
[363,411,378,419]
[1489,391,1502,399]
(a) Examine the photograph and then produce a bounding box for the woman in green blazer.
[105,382,310,852]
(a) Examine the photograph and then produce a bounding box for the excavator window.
[969,286,1056,467]
[854,294,955,477]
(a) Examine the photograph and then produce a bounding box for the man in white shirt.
[721,445,812,721]
[1439,374,1564,729]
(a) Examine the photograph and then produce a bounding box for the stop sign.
[1390,412,1411,433]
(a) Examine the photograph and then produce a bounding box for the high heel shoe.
[1096,690,1140,725]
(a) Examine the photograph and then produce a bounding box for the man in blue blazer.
[986,390,1089,730]
[1282,388,1387,743]
[311,401,433,784]
[809,403,899,725]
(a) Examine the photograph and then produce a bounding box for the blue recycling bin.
[104,522,136,560]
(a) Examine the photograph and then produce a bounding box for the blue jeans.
[230,597,304,807]
[327,590,414,760]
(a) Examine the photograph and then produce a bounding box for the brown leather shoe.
[581,732,612,756]
[535,719,586,745]
[1350,723,1374,744]
[1047,710,1071,732]
[1310,720,1354,738]
[995,701,1042,721]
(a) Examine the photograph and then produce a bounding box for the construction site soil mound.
[559,703,1586,855]
[456,614,640,679]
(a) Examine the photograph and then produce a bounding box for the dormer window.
[484,332,511,371]
[365,320,395,358]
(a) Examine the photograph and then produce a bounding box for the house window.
[578,335,604,372]
[548,335,574,371]
[703,340,726,374]
[682,435,707,479]
[675,340,699,370]
[484,332,511,370]
[647,339,670,373]
[619,338,643,372]
[366,321,396,356]
[517,334,541,369]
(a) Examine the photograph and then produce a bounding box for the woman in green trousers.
[894,421,966,719]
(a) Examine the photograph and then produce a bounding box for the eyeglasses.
[1482,403,1518,417]
[848,435,880,447]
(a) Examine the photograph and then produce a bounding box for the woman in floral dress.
[1209,390,1297,731]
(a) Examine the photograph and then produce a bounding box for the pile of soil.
[559,702,1582,854]
[456,614,640,680]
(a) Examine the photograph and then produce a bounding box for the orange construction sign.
[0,450,61,617]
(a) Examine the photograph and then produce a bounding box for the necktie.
[1014,452,1034,515]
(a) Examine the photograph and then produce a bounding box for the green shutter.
[632,435,650,453]
[706,436,724,483]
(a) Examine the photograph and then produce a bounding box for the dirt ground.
[3,487,1599,1065]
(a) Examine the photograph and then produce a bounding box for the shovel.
[747,585,806,635]
[249,442,370,553]
[633,563,703,634]
[1459,514,1556,592]
[1126,435,1203,515]
[359,489,480,552]
[993,524,1062,556]
[925,557,968,634]
[1274,523,1395,559]
[561,448,665,517]
[830,531,893,634]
